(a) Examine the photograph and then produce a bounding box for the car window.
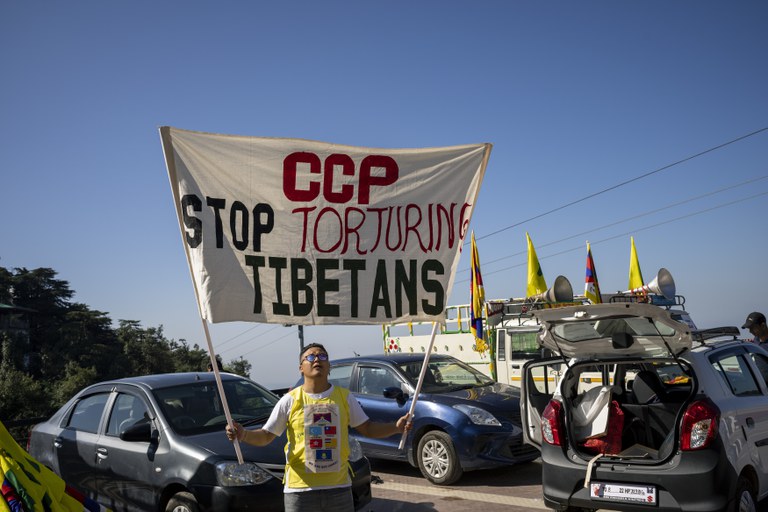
[711,354,761,397]
[107,393,149,436]
[67,393,110,433]
[329,364,354,389]
[748,352,768,389]
[358,366,401,395]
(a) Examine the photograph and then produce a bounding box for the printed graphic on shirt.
[303,402,340,473]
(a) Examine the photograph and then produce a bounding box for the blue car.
[324,353,539,485]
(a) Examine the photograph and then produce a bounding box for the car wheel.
[416,431,463,485]
[730,477,756,512]
[166,491,200,512]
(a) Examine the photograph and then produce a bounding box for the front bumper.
[540,444,732,512]
[190,457,372,512]
[455,427,540,471]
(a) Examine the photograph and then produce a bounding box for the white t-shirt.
[262,385,370,493]
[263,385,369,436]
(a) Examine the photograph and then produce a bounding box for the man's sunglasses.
[303,353,329,363]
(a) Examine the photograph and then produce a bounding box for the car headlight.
[453,404,501,426]
[348,435,364,462]
[215,461,274,486]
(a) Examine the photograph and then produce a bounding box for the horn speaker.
[623,267,676,300]
[530,275,574,303]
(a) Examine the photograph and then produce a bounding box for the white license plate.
[590,481,657,505]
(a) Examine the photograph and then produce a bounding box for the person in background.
[743,312,768,346]
[207,356,224,372]
[226,342,411,512]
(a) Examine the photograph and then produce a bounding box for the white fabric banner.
[160,127,490,325]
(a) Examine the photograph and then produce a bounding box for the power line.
[236,329,298,359]
[474,126,768,243]
[462,174,767,272]
[458,189,768,285]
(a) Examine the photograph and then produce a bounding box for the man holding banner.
[161,127,490,507]
[226,342,410,512]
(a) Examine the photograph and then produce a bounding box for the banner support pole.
[398,321,439,450]
[201,319,245,464]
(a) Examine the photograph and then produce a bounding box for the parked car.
[521,302,768,512]
[312,353,539,485]
[27,372,372,512]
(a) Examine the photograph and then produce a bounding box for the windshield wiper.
[241,415,271,426]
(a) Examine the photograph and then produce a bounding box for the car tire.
[166,491,200,512]
[416,431,463,485]
[729,477,757,512]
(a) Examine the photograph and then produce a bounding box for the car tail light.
[542,399,564,446]
[680,398,719,450]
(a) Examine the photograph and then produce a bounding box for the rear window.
[552,316,678,342]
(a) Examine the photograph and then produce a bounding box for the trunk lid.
[533,302,693,360]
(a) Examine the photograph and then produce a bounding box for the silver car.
[521,302,768,512]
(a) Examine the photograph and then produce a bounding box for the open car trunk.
[523,357,696,462]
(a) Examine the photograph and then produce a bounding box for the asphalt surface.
[364,457,768,512]
[365,458,549,512]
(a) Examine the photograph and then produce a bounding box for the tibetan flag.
[312,413,332,424]
[526,233,547,297]
[469,231,485,344]
[628,236,644,291]
[0,420,110,511]
[584,242,602,304]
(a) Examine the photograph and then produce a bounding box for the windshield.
[551,315,678,342]
[398,359,494,392]
[153,379,279,435]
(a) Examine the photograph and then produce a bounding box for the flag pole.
[161,126,244,464]
[398,321,439,450]
[201,319,245,464]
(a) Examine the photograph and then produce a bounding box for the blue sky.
[2,1,767,388]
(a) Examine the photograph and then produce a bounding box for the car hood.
[424,382,520,411]
[181,429,287,465]
[533,302,692,359]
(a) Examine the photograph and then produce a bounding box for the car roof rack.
[691,326,742,344]
[606,293,686,310]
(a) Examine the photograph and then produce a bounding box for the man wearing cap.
[226,343,411,512]
[743,312,768,346]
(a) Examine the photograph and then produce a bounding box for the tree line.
[0,266,252,438]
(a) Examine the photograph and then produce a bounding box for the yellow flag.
[628,236,644,290]
[0,420,96,511]
[526,233,547,297]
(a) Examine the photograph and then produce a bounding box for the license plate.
[590,481,657,505]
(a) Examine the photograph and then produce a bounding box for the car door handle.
[53,438,63,449]
[746,417,755,428]
[96,447,108,460]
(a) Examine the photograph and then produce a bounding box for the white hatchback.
[521,302,768,512]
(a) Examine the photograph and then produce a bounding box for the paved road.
[365,458,549,512]
[365,458,768,512]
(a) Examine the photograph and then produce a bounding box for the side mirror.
[383,386,408,407]
[612,332,634,349]
[120,421,152,442]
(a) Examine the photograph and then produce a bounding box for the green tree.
[52,361,99,409]
[227,356,252,378]
[169,339,209,372]
[117,320,175,375]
